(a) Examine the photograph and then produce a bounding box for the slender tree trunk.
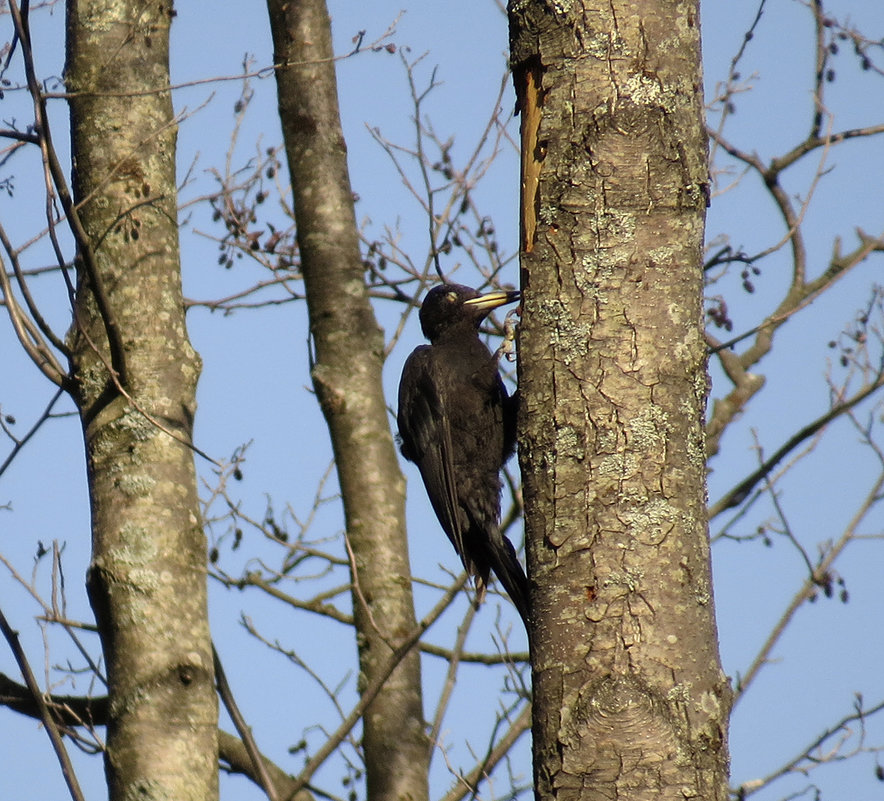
[66,2,217,799]
[266,4,430,801]
[509,1,731,799]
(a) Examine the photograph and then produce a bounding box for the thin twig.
[9,0,129,386]
[428,602,476,757]
[711,372,884,515]
[437,701,532,801]
[0,388,66,477]
[213,644,279,801]
[733,470,884,702]
[737,695,884,797]
[0,606,87,801]
[283,574,467,801]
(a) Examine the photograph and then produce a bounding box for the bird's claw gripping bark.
[496,307,520,363]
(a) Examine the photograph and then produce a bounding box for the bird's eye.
[446,292,457,303]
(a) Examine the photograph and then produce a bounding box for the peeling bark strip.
[509,1,731,799]
[266,2,429,801]
[66,1,218,799]
[517,58,545,253]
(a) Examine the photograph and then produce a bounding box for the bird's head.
[419,283,520,343]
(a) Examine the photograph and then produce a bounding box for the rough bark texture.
[509,1,731,799]
[266,3,430,801]
[66,2,218,799]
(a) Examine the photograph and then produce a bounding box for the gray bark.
[266,3,430,801]
[66,1,217,798]
[509,1,731,798]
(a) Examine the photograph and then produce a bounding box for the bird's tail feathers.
[485,528,531,627]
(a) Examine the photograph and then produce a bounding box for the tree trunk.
[66,2,218,799]
[509,1,731,799]
[266,3,430,801]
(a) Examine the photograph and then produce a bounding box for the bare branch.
[436,701,531,801]
[0,607,87,801]
[733,470,884,701]
[213,645,279,801]
[736,694,884,798]
[0,387,65,477]
[711,370,884,516]
[283,577,467,801]
[8,0,129,387]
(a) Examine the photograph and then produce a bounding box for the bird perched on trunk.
[397,283,530,626]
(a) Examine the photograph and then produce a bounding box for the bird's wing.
[397,348,468,566]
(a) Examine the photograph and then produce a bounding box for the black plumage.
[397,283,530,625]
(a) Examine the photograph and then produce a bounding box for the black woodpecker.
[397,283,530,626]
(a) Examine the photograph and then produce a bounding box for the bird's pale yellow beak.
[462,290,520,312]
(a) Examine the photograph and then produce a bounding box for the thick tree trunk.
[266,3,429,801]
[509,1,731,799]
[66,2,217,799]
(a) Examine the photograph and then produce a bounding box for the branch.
[436,701,532,801]
[0,670,314,801]
[428,602,477,756]
[420,640,530,665]
[706,228,884,456]
[8,0,129,386]
[213,645,279,801]
[0,229,68,388]
[218,731,313,801]
[0,608,87,801]
[736,694,884,798]
[283,577,467,801]
[0,387,66,477]
[710,372,884,516]
[732,470,884,702]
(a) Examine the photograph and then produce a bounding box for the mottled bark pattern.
[509,1,731,800]
[66,1,217,799]
[266,3,429,801]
